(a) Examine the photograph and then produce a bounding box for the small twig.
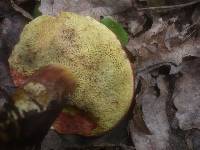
[10,0,33,20]
[138,0,200,11]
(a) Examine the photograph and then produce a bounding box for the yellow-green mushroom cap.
[8,12,134,136]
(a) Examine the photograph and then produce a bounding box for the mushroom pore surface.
[8,12,134,136]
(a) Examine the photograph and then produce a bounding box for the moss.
[9,12,134,136]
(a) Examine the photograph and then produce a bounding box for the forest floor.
[0,0,200,150]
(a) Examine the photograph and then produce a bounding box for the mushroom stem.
[0,64,76,146]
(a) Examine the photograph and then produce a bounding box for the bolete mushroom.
[8,12,134,136]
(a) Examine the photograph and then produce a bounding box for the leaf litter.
[0,0,200,150]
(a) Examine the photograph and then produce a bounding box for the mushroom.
[8,12,134,136]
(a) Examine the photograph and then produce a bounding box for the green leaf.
[100,17,129,46]
[32,1,42,18]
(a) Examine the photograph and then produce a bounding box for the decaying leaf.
[130,74,171,150]
[173,58,200,130]
[126,17,200,74]
[132,103,151,135]
[0,14,27,60]
[39,0,132,19]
